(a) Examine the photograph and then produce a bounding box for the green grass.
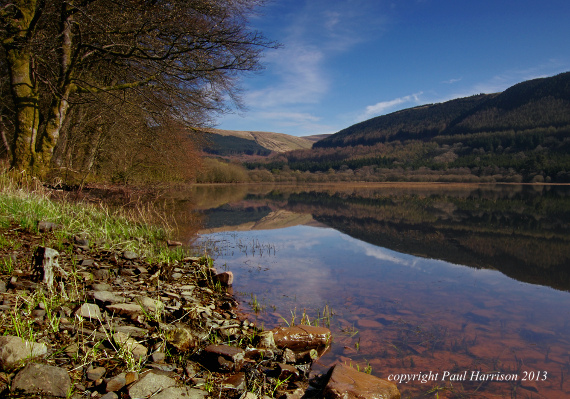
[0,172,183,261]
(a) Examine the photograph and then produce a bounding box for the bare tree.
[0,0,274,177]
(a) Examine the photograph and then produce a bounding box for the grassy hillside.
[201,128,315,155]
[244,72,570,184]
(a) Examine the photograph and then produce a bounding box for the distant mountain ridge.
[315,71,570,148]
[201,128,328,155]
[244,71,570,183]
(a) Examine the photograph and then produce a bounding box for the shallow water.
[190,184,570,398]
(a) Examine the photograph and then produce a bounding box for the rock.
[92,268,110,280]
[113,332,147,360]
[106,303,144,318]
[100,392,119,399]
[0,336,48,370]
[38,221,60,232]
[11,363,71,397]
[128,371,176,399]
[322,363,400,399]
[92,290,126,304]
[215,271,234,286]
[357,319,384,329]
[272,325,331,352]
[202,344,245,372]
[154,386,209,399]
[87,366,106,381]
[278,363,300,381]
[282,388,305,399]
[92,283,113,291]
[122,250,138,260]
[105,373,127,392]
[167,326,207,351]
[74,236,90,247]
[113,325,149,338]
[134,295,164,313]
[167,240,183,247]
[283,348,296,364]
[74,303,102,320]
[152,351,166,363]
[79,258,94,267]
[0,280,6,293]
[257,330,277,349]
[185,362,199,377]
[222,372,246,390]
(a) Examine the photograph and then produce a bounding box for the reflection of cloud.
[342,235,411,266]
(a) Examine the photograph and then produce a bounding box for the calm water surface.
[187,184,570,398]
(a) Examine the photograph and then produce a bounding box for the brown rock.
[202,344,245,372]
[272,325,331,352]
[105,373,127,392]
[11,363,71,398]
[222,372,246,390]
[215,271,234,286]
[87,366,106,381]
[0,336,48,370]
[323,363,400,399]
[167,326,207,351]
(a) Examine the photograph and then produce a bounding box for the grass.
[0,171,183,262]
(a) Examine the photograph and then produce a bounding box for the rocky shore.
[0,222,401,399]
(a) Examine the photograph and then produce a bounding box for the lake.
[181,183,570,398]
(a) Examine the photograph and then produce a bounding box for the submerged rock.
[323,363,400,399]
[271,325,332,352]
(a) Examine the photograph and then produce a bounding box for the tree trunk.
[37,4,74,175]
[6,46,41,173]
[3,0,43,174]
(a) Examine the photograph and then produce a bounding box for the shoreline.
[0,182,400,398]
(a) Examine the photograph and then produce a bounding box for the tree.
[0,0,273,177]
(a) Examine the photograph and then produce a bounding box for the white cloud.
[359,92,423,120]
[442,78,462,84]
[245,44,328,108]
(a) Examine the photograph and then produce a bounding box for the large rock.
[323,363,400,399]
[271,325,331,352]
[74,303,102,320]
[11,363,71,397]
[202,344,245,372]
[0,336,48,370]
[167,325,208,351]
[113,332,147,360]
[128,371,176,398]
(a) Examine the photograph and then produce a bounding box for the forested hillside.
[245,72,570,183]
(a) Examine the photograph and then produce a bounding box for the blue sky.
[216,0,570,137]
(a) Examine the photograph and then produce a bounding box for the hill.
[200,128,316,156]
[244,72,570,183]
[315,71,570,148]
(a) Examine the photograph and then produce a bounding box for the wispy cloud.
[245,45,328,108]
[442,77,462,84]
[359,92,423,120]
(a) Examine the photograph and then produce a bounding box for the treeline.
[201,134,271,157]
[236,72,570,184]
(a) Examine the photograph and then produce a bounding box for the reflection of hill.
[282,189,570,291]
[200,210,316,233]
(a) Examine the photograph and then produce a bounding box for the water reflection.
[192,184,570,398]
